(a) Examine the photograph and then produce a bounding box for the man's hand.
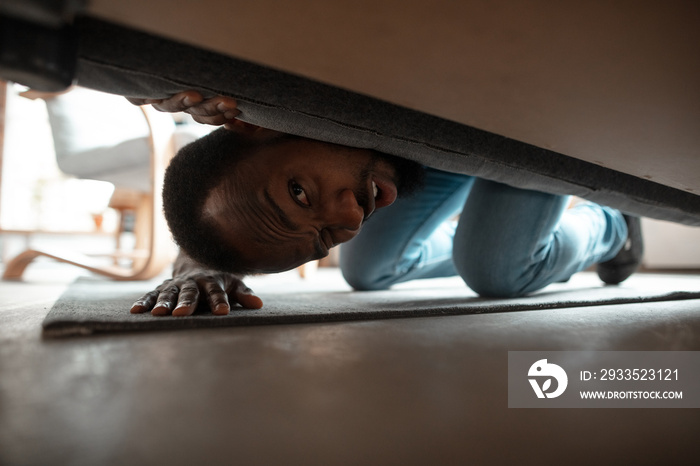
[130,252,262,316]
[126,90,240,128]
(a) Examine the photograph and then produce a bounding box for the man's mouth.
[318,228,333,256]
[368,176,398,215]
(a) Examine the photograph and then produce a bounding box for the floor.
[1,263,699,466]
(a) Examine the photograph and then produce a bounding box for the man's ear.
[224,119,283,140]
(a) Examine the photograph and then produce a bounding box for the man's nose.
[324,188,364,232]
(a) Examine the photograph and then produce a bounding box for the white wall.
[642,219,700,269]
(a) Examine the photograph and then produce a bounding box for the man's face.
[204,137,407,273]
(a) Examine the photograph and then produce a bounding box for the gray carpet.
[42,269,700,337]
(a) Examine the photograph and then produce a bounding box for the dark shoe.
[597,215,644,285]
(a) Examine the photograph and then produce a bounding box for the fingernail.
[150,302,169,316]
[183,96,195,106]
[172,304,192,317]
[218,101,237,112]
[214,303,230,315]
[224,110,239,120]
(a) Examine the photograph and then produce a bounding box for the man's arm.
[130,250,263,316]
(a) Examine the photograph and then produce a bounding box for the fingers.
[150,282,185,316]
[125,96,169,106]
[182,95,240,126]
[171,280,201,317]
[130,90,240,127]
[150,90,203,113]
[130,289,159,314]
[128,279,200,316]
[232,283,264,310]
[151,275,233,316]
[130,273,262,317]
[198,276,231,316]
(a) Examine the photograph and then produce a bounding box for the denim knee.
[452,248,532,298]
[341,267,386,291]
[339,250,392,291]
[456,265,527,298]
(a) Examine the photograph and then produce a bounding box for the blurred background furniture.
[1,86,209,280]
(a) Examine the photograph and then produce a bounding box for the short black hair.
[162,128,257,273]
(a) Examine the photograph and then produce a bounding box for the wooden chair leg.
[126,192,152,270]
[2,248,148,280]
[2,250,44,280]
[297,260,318,279]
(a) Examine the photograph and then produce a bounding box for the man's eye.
[290,181,310,206]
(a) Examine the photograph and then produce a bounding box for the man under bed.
[128,91,643,316]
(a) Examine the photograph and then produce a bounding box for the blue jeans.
[340,168,628,297]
